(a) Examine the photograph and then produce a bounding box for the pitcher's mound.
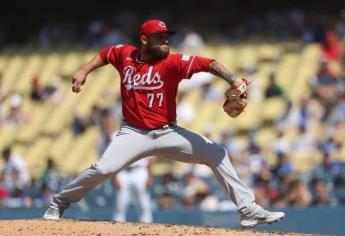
[0,219,308,236]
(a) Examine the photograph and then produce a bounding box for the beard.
[146,44,169,60]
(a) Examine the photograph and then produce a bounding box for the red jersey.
[99,45,213,129]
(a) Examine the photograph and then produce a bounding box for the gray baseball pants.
[50,121,255,212]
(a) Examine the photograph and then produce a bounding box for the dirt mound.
[0,219,309,236]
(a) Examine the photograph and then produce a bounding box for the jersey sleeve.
[99,45,124,66]
[171,54,214,80]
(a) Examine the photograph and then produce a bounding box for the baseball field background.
[1,0,345,235]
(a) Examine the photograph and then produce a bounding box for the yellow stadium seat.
[25,137,53,177]
[16,53,45,94]
[217,45,237,70]
[289,151,320,173]
[255,127,276,149]
[40,53,64,85]
[59,52,83,76]
[49,130,74,162]
[60,127,100,175]
[16,105,52,143]
[2,55,26,92]
[0,126,18,150]
[261,97,287,122]
[230,101,261,131]
[257,44,281,61]
[0,54,10,72]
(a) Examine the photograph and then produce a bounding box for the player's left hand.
[223,78,248,118]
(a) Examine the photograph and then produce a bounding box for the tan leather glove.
[223,78,248,118]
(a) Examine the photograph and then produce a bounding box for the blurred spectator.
[72,112,88,136]
[0,175,9,207]
[321,31,343,62]
[291,126,316,153]
[100,25,126,47]
[157,192,176,209]
[243,66,262,102]
[200,82,222,101]
[176,92,195,124]
[1,146,30,191]
[253,167,280,208]
[182,172,210,208]
[302,16,325,44]
[271,129,290,155]
[311,60,337,87]
[276,99,299,130]
[33,183,53,207]
[5,94,30,126]
[30,75,45,102]
[235,139,265,186]
[298,98,312,130]
[311,178,337,206]
[40,158,60,192]
[283,179,312,207]
[335,10,345,39]
[5,186,32,208]
[97,108,119,155]
[265,73,285,98]
[327,92,345,126]
[310,61,338,104]
[112,158,153,223]
[198,190,220,211]
[89,105,103,126]
[155,173,182,209]
[179,30,205,54]
[246,145,267,178]
[87,20,105,48]
[318,137,341,157]
[312,149,342,184]
[283,99,314,130]
[219,130,243,157]
[271,152,294,180]
[44,75,64,105]
[38,24,53,48]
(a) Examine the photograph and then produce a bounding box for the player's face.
[146,32,170,59]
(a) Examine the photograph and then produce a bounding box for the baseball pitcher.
[43,19,285,227]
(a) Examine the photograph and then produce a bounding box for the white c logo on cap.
[159,21,166,27]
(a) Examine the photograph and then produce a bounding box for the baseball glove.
[223,78,248,118]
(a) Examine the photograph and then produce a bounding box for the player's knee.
[95,163,115,176]
[205,146,227,167]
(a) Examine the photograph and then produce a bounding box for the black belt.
[123,120,176,131]
[158,122,176,130]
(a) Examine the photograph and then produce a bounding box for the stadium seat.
[25,137,53,177]
[2,55,26,93]
[290,151,321,173]
[261,97,287,122]
[16,53,45,94]
[48,129,74,163]
[16,104,52,143]
[60,127,100,175]
[40,53,64,85]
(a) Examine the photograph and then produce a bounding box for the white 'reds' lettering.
[147,93,164,108]
[123,66,164,91]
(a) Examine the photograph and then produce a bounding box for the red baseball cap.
[139,19,175,37]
